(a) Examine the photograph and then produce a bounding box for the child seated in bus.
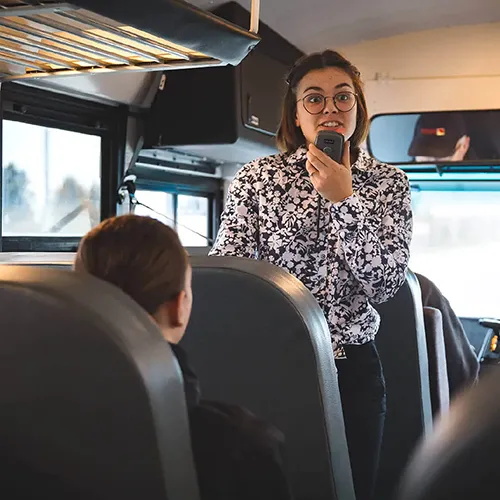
[74,214,293,500]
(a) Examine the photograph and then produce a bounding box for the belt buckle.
[334,345,347,360]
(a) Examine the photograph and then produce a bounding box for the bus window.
[177,194,209,247]
[2,121,101,237]
[133,190,175,228]
[134,189,210,246]
[410,187,500,317]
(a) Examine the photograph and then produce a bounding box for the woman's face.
[295,67,358,146]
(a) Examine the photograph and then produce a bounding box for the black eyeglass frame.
[296,91,358,115]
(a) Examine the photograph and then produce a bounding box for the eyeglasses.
[297,91,357,114]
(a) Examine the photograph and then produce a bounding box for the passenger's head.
[277,50,369,153]
[74,215,192,344]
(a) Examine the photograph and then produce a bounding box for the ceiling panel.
[192,0,500,52]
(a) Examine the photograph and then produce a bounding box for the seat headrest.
[398,369,500,500]
[374,271,433,499]
[184,256,355,500]
[0,266,199,500]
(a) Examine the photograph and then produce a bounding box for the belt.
[334,341,376,360]
[334,345,347,360]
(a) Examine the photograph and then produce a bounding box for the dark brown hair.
[276,50,369,153]
[74,214,188,315]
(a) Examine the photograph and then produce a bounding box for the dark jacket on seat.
[415,273,479,398]
[170,343,294,500]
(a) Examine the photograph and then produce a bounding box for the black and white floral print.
[209,146,413,347]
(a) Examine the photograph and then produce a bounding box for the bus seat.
[423,307,450,416]
[374,271,433,500]
[182,256,356,500]
[397,368,500,500]
[0,266,199,500]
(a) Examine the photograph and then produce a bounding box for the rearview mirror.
[368,110,500,165]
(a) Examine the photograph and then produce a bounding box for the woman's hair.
[74,214,188,315]
[276,50,369,153]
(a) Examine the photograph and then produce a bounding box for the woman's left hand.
[306,141,353,203]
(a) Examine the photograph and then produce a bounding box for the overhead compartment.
[142,1,304,165]
[0,0,260,80]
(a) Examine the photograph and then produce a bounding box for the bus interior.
[0,0,499,498]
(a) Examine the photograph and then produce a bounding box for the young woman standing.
[210,50,413,500]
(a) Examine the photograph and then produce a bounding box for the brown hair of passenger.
[74,214,192,345]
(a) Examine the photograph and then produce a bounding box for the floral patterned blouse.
[209,146,413,348]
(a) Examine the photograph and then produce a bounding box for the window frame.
[133,171,223,245]
[0,82,127,252]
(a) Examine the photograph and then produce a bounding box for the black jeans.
[336,341,386,500]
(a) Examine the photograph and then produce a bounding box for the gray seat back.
[0,266,199,500]
[423,307,450,416]
[182,256,355,500]
[398,368,500,500]
[374,271,433,500]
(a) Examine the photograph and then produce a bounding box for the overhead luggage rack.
[0,0,261,81]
